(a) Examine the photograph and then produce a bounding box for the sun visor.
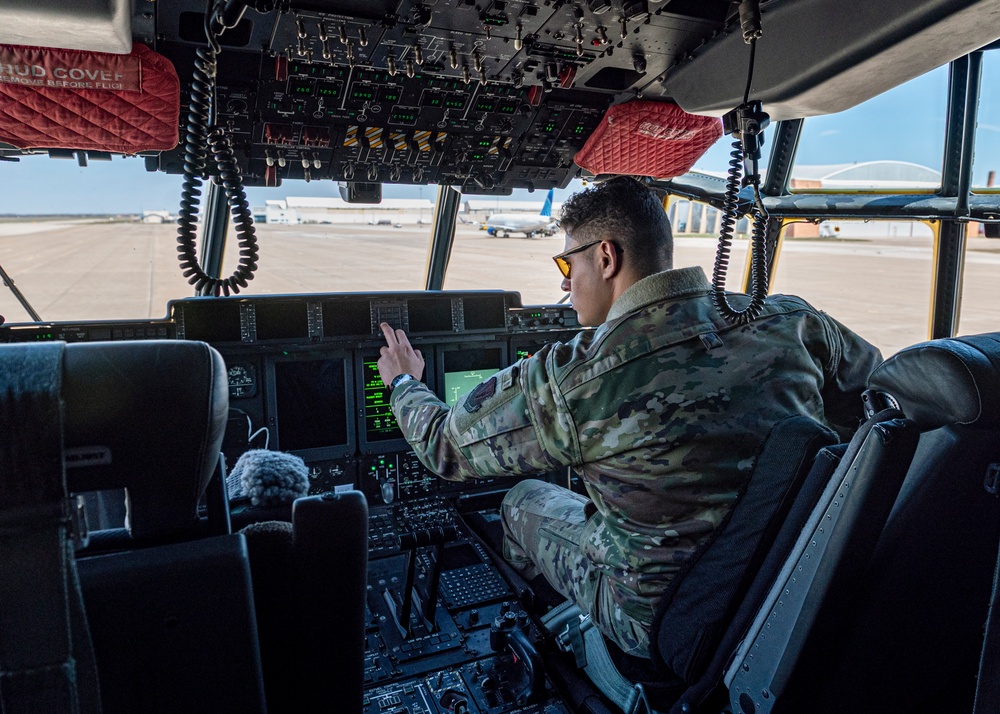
[0,43,180,154]
[573,100,722,179]
[0,0,132,55]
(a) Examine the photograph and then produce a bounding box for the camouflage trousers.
[501,479,650,657]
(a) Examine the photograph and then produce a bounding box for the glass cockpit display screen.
[442,348,503,407]
[274,358,349,452]
[362,358,403,442]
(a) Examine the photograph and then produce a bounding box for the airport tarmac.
[0,219,996,357]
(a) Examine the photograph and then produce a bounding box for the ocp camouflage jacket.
[390,266,882,626]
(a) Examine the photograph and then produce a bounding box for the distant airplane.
[484,189,558,238]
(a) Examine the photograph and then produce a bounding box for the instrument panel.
[0,290,582,504]
[203,293,581,502]
[145,0,730,190]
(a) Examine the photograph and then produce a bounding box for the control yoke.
[490,610,545,705]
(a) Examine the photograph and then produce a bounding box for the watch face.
[391,373,414,389]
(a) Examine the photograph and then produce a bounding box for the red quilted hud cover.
[0,43,180,153]
[574,100,722,179]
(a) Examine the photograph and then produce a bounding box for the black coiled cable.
[209,127,259,290]
[176,22,259,296]
[710,138,770,324]
[710,10,770,325]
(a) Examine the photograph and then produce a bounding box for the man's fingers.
[395,328,412,348]
[380,322,397,344]
[415,349,423,362]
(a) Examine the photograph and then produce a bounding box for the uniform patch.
[464,376,497,413]
[699,332,724,351]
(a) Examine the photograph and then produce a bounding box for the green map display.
[444,369,500,407]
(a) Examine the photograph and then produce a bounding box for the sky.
[2,54,997,215]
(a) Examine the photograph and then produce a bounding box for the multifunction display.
[362,357,403,442]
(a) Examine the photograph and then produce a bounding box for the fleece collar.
[606,266,710,321]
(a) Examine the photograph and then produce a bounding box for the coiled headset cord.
[176,4,260,296]
[710,3,771,325]
[710,135,770,325]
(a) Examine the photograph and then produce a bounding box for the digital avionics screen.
[362,358,403,442]
[274,358,348,451]
[513,342,556,364]
[255,301,309,341]
[442,348,503,408]
[180,300,242,343]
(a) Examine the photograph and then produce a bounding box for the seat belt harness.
[972,462,1000,714]
[541,602,657,714]
[0,342,101,714]
[542,601,591,669]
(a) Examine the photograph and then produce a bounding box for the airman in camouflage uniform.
[378,177,881,657]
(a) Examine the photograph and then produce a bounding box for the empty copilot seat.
[61,340,268,713]
[64,340,368,714]
[64,340,229,546]
[727,332,1000,714]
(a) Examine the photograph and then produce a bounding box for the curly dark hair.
[559,177,673,273]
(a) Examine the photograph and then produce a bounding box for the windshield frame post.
[930,52,982,339]
[197,179,231,296]
[941,53,982,212]
[751,118,804,293]
[930,220,968,340]
[762,119,803,199]
[425,185,461,290]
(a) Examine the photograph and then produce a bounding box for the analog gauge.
[227,364,257,398]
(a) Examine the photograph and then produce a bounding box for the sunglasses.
[552,240,620,279]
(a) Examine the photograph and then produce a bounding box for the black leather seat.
[60,340,267,714]
[241,492,369,714]
[539,414,854,714]
[545,392,917,714]
[599,407,918,714]
[64,340,230,548]
[726,333,1000,714]
[65,340,369,714]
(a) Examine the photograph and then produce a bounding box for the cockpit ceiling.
[2,0,998,190]
[660,0,1000,121]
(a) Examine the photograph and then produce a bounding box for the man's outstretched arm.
[377,323,569,481]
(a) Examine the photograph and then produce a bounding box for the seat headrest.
[63,340,229,540]
[867,332,1000,430]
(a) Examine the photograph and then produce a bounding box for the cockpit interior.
[2,1,1000,713]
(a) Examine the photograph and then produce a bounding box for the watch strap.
[390,373,416,391]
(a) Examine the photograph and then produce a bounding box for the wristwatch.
[390,373,416,391]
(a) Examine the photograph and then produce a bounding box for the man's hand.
[377,322,425,388]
